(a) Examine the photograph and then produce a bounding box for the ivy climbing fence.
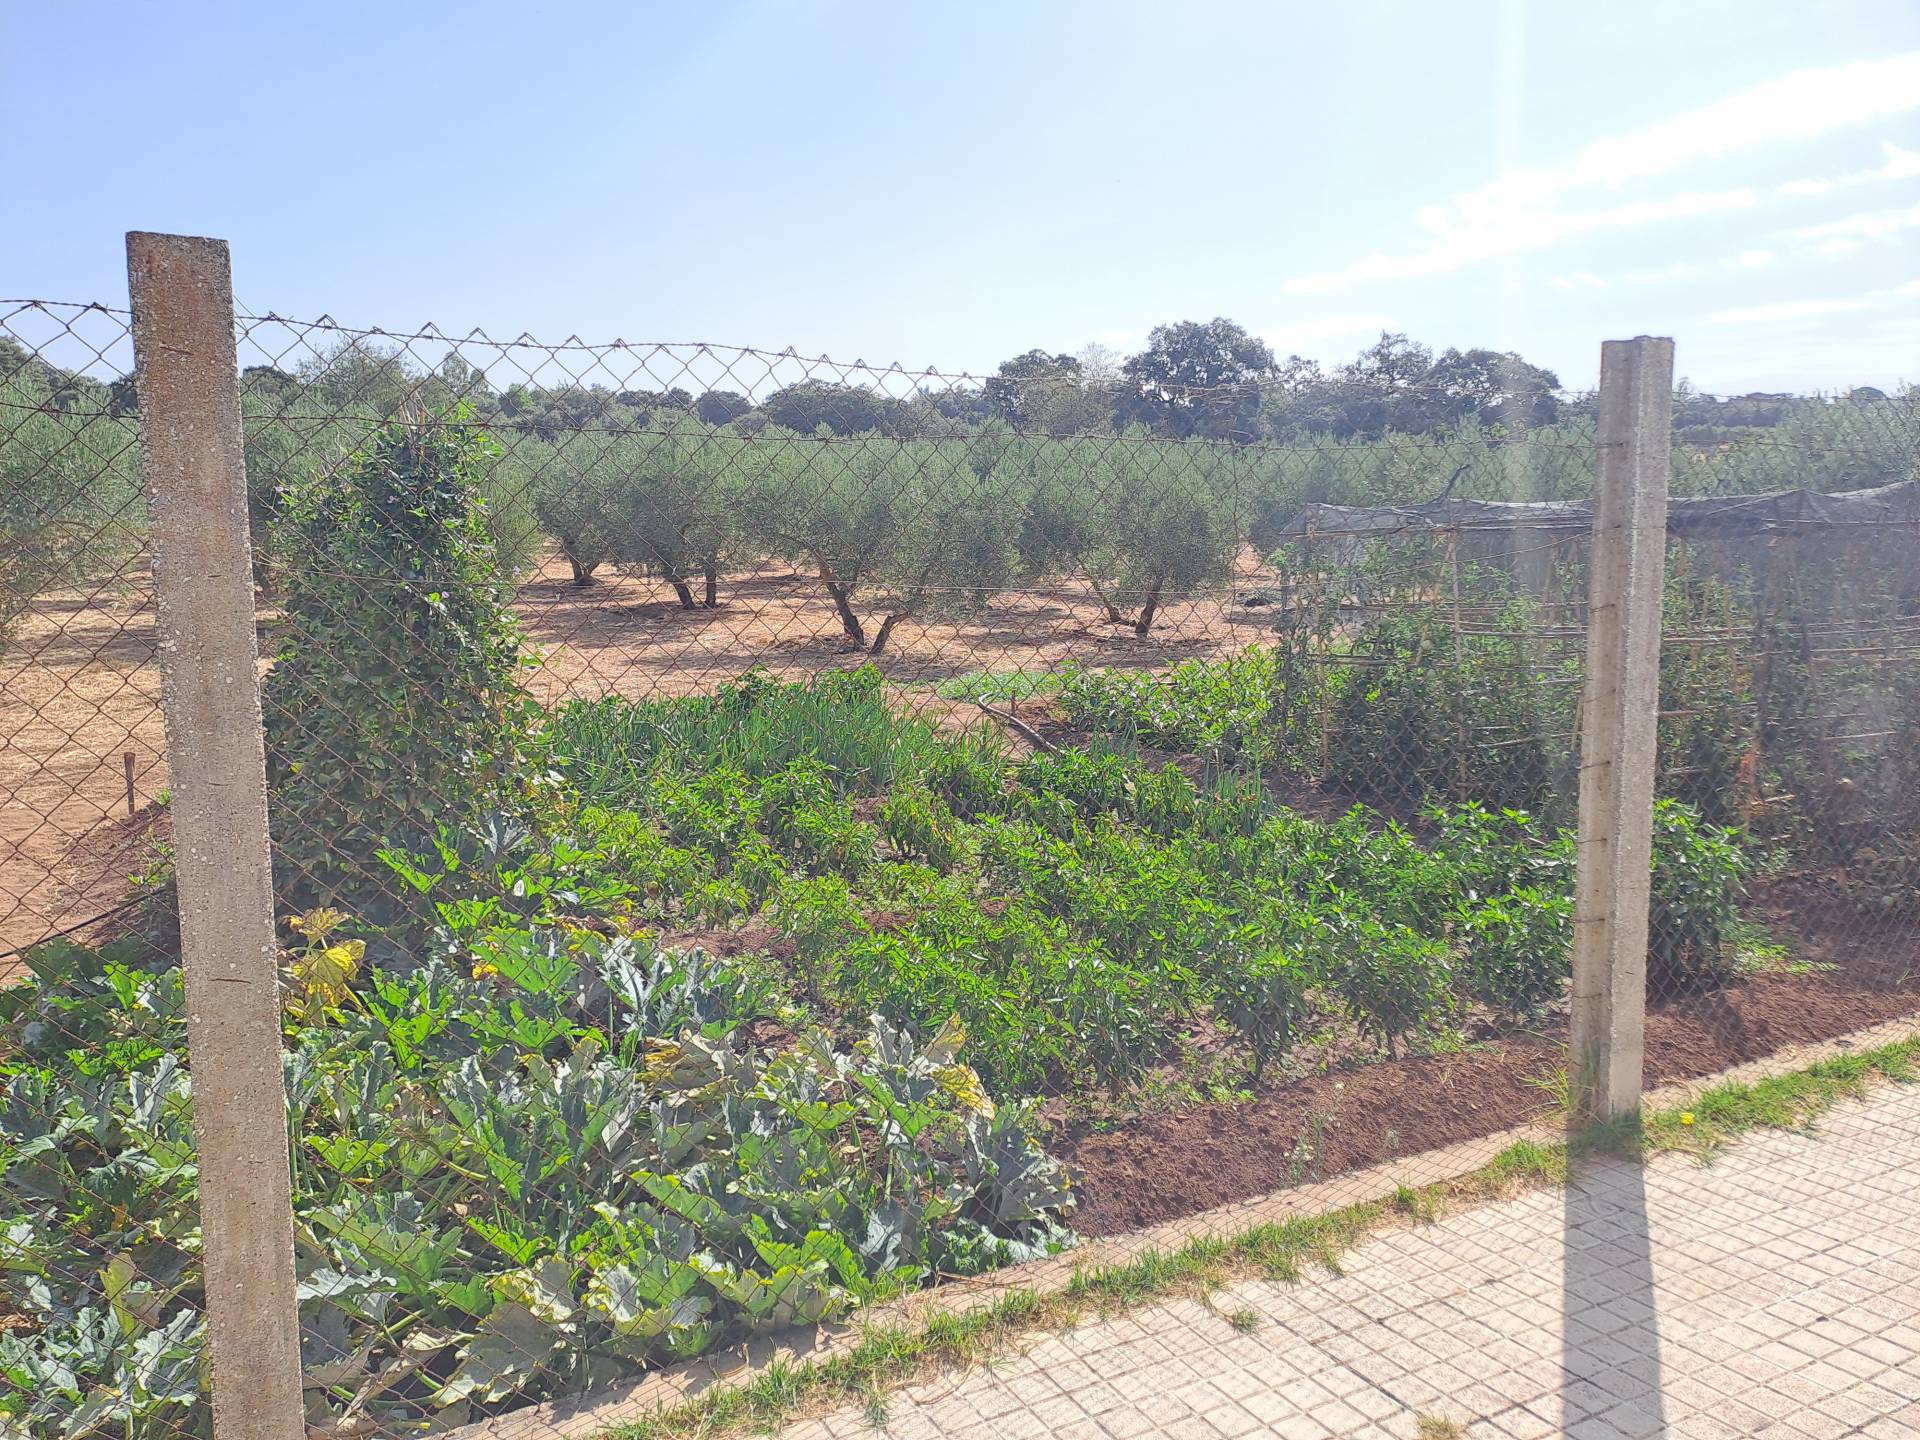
[0,234,1917,1440]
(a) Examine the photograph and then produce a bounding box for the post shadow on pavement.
[1559,1148,1668,1439]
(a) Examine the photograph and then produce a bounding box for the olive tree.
[595,419,752,609]
[0,355,144,652]
[746,429,1021,653]
[1076,433,1241,633]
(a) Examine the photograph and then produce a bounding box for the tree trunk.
[702,556,720,609]
[1133,574,1166,635]
[667,575,696,610]
[814,557,866,648]
[562,540,598,587]
[1086,573,1126,626]
[827,584,866,647]
[870,613,905,656]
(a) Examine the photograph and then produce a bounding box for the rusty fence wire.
[1,290,1918,1440]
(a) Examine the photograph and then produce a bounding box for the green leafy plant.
[1211,950,1310,1081]
[1647,799,1749,991]
[878,785,969,872]
[264,409,535,919]
[1321,913,1455,1059]
[1058,649,1278,759]
[0,936,1071,1439]
[1455,887,1572,1017]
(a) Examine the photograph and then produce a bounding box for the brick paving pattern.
[780,1082,1920,1439]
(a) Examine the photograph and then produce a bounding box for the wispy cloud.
[1285,53,1920,295]
[1620,261,1704,287]
[1287,188,1758,294]
[1777,139,1920,196]
[1706,279,1920,326]
[1550,197,1912,292]
[1789,199,1920,255]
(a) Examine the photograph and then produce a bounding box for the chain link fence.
[2,254,1918,1440]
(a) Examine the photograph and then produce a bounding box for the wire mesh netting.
[2,293,1918,1438]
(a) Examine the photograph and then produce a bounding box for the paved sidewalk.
[782,1081,1920,1440]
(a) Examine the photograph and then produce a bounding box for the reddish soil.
[0,580,166,960]
[1056,884,1920,1238]
[652,920,793,965]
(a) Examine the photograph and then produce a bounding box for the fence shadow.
[1560,1150,1667,1437]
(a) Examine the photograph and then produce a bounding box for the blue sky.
[4,0,1917,393]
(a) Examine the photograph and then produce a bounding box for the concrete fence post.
[127,232,306,1440]
[1570,336,1674,1121]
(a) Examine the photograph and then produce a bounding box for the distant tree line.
[2,325,1914,658]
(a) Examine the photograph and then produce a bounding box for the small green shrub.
[649,767,762,852]
[1307,809,1457,931]
[759,762,878,880]
[1455,886,1572,1016]
[1648,799,1749,991]
[1322,915,1455,1058]
[879,785,969,871]
[728,834,789,907]
[1057,649,1278,756]
[924,732,1012,820]
[771,873,869,1000]
[264,410,533,918]
[1429,802,1573,895]
[1212,950,1311,1080]
[1015,747,1143,831]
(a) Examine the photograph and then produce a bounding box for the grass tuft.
[935,668,1062,704]
[1639,1036,1918,1159]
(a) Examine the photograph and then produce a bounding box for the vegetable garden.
[2,306,1918,1437]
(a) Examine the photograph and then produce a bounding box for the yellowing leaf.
[295,939,364,1009]
[289,906,347,941]
[924,1015,968,1067]
[932,1063,994,1119]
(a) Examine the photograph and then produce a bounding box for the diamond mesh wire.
[1,298,1916,1438]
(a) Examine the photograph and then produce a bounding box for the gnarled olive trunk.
[561,537,598,586]
[1087,573,1126,626]
[1133,573,1167,636]
[870,613,906,656]
[816,556,866,648]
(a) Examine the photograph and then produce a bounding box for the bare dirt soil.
[1,549,1281,956]
[1,579,166,958]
